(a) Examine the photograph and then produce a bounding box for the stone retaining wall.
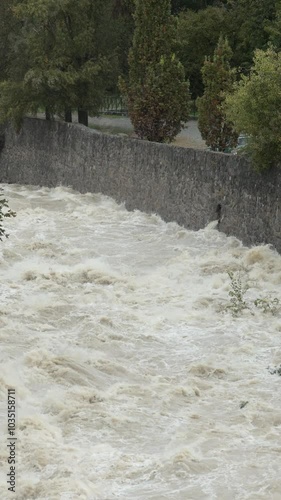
[0,118,280,251]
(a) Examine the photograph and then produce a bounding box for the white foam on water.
[1,183,281,499]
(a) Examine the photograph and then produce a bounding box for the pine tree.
[121,0,190,143]
[197,36,238,151]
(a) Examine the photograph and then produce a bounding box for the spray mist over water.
[0,184,281,499]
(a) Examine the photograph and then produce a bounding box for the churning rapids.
[1,184,281,500]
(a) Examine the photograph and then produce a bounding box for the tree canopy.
[197,36,237,151]
[0,0,120,127]
[225,0,276,73]
[176,6,227,98]
[121,0,190,142]
[225,47,281,170]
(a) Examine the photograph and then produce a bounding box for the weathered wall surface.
[0,118,280,251]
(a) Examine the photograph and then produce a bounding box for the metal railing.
[99,96,197,119]
[99,95,128,115]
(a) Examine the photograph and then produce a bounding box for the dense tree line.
[0,0,130,127]
[0,0,281,167]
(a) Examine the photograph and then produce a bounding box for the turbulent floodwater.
[1,184,281,500]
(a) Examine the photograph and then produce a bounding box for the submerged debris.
[268,365,281,376]
[239,401,249,409]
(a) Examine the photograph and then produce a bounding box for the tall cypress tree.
[121,0,190,143]
[197,35,238,151]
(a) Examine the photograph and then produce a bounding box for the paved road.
[86,115,206,149]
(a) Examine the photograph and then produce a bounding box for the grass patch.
[98,113,128,119]
[89,124,132,136]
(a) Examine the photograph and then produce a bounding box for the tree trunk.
[45,107,51,120]
[64,108,72,123]
[78,108,88,126]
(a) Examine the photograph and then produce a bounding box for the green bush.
[226,270,280,317]
[0,195,16,241]
[225,47,281,171]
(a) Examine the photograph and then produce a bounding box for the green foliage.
[225,47,281,171]
[175,0,275,99]
[0,0,118,127]
[176,7,227,99]
[268,365,281,376]
[112,0,135,80]
[254,297,280,314]
[225,0,276,72]
[121,0,190,143]
[226,271,280,317]
[0,0,279,135]
[0,195,16,241]
[267,0,281,49]
[0,0,19,81]
[171,0,226,13]
[197,36,238,151]
[227,271,249,316]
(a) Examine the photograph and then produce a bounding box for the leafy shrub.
[0,194,16,241]
[227,271,249,316]
[254,297,280,315]
[226,271,280,317]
